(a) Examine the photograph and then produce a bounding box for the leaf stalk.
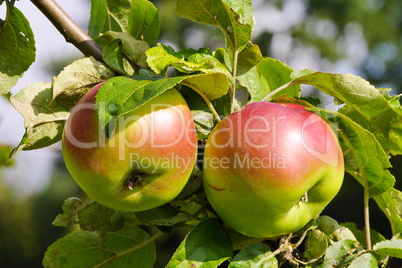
[230,51,239,113]
[364,185,372,249]
[261,81,294,102]
[181,82,221,122]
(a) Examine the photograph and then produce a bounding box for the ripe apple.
[203,102,344,238]
[62,82,198,212]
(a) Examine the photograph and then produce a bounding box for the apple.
[62,82,198,212]
[203,102,344,238]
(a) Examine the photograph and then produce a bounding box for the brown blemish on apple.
[207,183,226,191]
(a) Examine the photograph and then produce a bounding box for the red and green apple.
[203,102,344,238]
[62,82,198,212]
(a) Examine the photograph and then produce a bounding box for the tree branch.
[30,0,103,62]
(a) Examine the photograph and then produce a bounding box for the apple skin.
[62,82,198,212]
[203,102,344,238]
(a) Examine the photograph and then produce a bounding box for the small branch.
[30,0,103,62]
[293,229,309,249]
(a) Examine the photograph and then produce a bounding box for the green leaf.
[149,214,197,227]
[175,0,254,55]
[165,218,232,268]
[348,253,378,268]
[340,88,402,155]
[317,215,357,242]
[341,222,386,250]
[180,85,213,110]
[133,204,197,233]
[43,224,156,268]
[95,76,164,136]
[317,215,341,236]
[374,188,402,238]
[96,74,228,135]
[0,2,35,94]
[77,202,116,231]
[229,243,278,268]
[317,108,395,197]
[228,230,266,251]
[89,0,160,47]
[128,0,160,46]
[182,73,230,101]
[10,82,70,155]
[290,69,316,79]
[235,42,263,76]
[339,119,395,197]
[52,197,83,227]
[134,204,178,224]
[317,239,359,267]
[305,229,329,260]
[170,194,206,218]
[192,110,214,138]
[212,92,231,116]
[52,57,115,106]
[9,57,113,156]
[373,240,402,258]
[98,31,150,71]
[146,44,230,77]
[102,38,127,74]
[237,57,300,102]
[88,0,132,38]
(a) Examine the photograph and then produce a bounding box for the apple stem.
[261,81,293,102]
[181,82,221,122]
[30,0,103,62]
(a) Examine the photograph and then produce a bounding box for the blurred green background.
[1,0,402,267]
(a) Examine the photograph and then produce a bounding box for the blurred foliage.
[155,0,402,92]
[0,144,13,166]
[301,0,402,90]
[1,0,402,267]
[0,155,85,267]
